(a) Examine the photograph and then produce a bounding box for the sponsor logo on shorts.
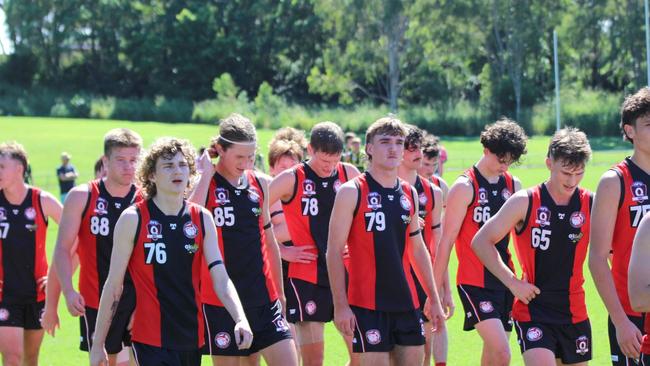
[502,188,512,200]
[632,181,649,202]
[366,329,381,345]
[535,207,551,227]
[305,301,317,315]
[400,195,411,211]
[289,308,296,315]
[479,301,494,313]
[94,198,108,215]
[183,221,198,239]
[526,327,543,342]
[570,211,585,228]
[575,335,589,355]
[215,332,231,349]
[0,308,9,321]
[24,207,36,221]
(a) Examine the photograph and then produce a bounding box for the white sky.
[0,9,13,54]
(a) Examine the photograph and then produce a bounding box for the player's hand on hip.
[89,344,108,366]
[508,274,540,304]
[425,297,446,333]
[40,307,60,337]
[282,245,317,264]
[234,319,254,350]
[63,289,86,316]
[334,305,356,337]
[615,317,642,359]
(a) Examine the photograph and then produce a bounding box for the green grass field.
[3,116,634,365]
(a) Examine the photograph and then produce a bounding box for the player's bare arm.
[188,150,214,206]
[200,209,253,350]
[326,182,357,337]
[268,168,296,205]
[89,207,138,366]
[629,214,650,312]
[429,185,453,318]
[39,192,64,335]
[258,174,286,310]
[471,191,540,304]
[342,162,361,180]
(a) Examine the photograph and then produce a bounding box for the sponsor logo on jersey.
[248,187,261,203]
[251,207,262,216]
[215,332,231,349]
[401,214,411,224]
[400,195,411,211]
[366,329,382,345]
[575,335,589,355]
[25,223,37,231]
[0,308,8,321]
[303,179,316,196]
[570,211,585,228]
[367,192,382,210]
[568,232,583,244]
[94,197,108,215]
[0,207,6,221]
[526,327,543,342]
[631,181,649,202]
[478,188,489,205]
[24,207,36,221]
[146,220,163,240]
[305,301,317,315]
[479,301,494,313]
[418,192,428,206]
[535,206,551,227]
[215,188,230,205]
[501,188,512,200]
[184,243,199,254]
[183,221,198,239]
[334,180,342,192]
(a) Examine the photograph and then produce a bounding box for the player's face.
[270,155,299,177]
[217,143,256,178]
[351,141,361,153]
[484,149,514,175]
[367,134,405,169]
[105,146,139,186]
[418,156,438,178]
[308,149,341,177]
[402,142,423,170]
[151,152,190,196]
[547,157,585,195]
[626,114,650,154]
[0,156,23,189]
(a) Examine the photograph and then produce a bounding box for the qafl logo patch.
[526,327,543,342]
[400,195,412,211]
[24,207,36,221]
[570,211,585,228]
[367,192,382,210]
[303,179,316,196]
[575,335,589,355]
[146,220,163,240]
[215,332,231,349]
[366,329,382,345]
[94,197,108,215]
[215,188,230,205]
[0,207,6,221]
[478,188,489,205]
[535,207,551,227]
[631,181,649,203]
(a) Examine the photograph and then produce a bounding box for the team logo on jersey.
[631,181,649,202]
[305,301,317,315]
[419,192,428,206]
[248,187,261,203]
[146,220,163,240]
[367,192,382,210]
[366,329,382,345]
[183,221,198,239]
[0,207,6,221]
[215,332,231,349]
[0,308,8,321]
[479,301,494,313]
[334,180,342,192]
[575,335,589,355]
[184,243,199,254]
[526,327,543,342]
[215,188,230,205]
[400,195,411,211]
[570,211,585,228]
[94,197,108,215]
[502,188,512,200]
[24,207,36,221]
[535,207,551,227]
[303,179,316,196]
[478,188,489,205]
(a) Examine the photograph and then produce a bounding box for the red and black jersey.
[282,162,349,286]
[411,175,437,306]
[77,179,141,309]
[430,175,441,189]
[512,184,592,324]
[643,315,650,354]
[347,173,418,312]
[201,170,276,307]
[456,167,515,289]
[0,188,48,303]
[129,199,205,350]
[611,158,650,317]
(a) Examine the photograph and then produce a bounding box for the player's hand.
[342,245,350,259]
[441,287,455,319]
[40,307,60,337]
[424,297,445,333]
[334,305,357,337]
[234,319,254,350]
[89,344,108,366]
[614,317,642,359]
[280,244,317,263]
[37,276,47,292]
[508,274,540,305]
[197,150,215,174]
[418,217,425,229]
[63,289,86,316]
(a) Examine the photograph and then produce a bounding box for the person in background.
[93,157,106,180]
[57,152,78,202]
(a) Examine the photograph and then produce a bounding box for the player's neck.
[397,165,417,185]
[630,149,650,174]
[2,180,28,204]
[215,163,242,187]
[544,181,574,206]
[475,157,501,183]
[306,160,331,179]
[152,192,184,215]
[367,166,398,188]
[102,177,133,198]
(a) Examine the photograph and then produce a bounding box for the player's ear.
[545,157,552,171]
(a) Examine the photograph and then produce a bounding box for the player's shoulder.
[595,169,622,194]
[450,174,473,193]
[340,162,360,177]
[251,170,272,185]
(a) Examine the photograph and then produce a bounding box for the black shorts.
[286,278,333,323]
[202,300,292,356]
[351,306,425,353]
[457,284,513,332]
[0,301,44,330]
[608,313,645,366]
[80,306,133,354]
[514,319,592,364]
[132,342,201,366]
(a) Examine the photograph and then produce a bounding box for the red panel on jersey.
[78,180,101,308]
[32,188,48,302]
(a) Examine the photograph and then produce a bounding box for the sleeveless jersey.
[201,170,277,307]
[512,184,591,324]
[129,200,205,350]
[430,175,441,188]
[411,175,437,306]
[347,173,419,312]
[0,188,48,303]
[456,167,515,289]
[282,162,349,286]
[643,315,650,354]
[611,158,650,316]
[77,179,140,309]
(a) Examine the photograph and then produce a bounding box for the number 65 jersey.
[512,184,591,324]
